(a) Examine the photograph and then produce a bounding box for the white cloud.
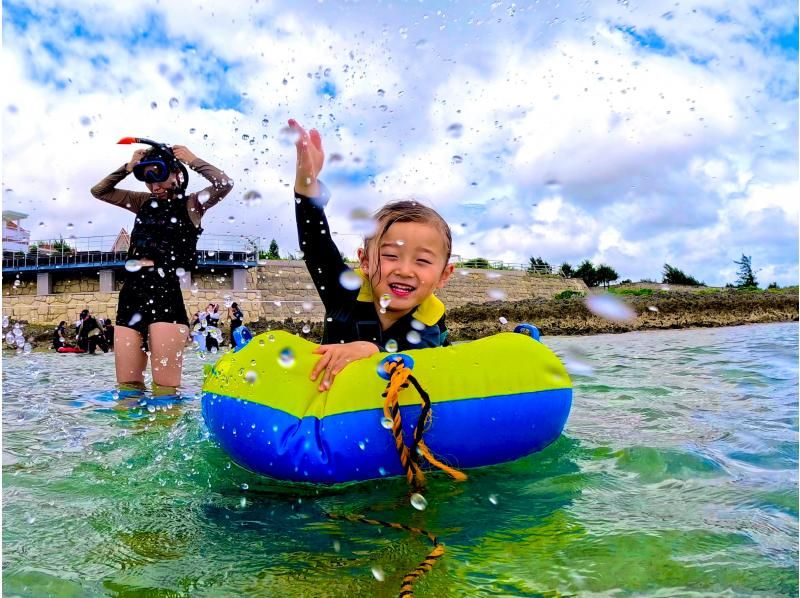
[2,0,797,288]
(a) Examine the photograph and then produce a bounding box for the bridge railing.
[2,234,260,272]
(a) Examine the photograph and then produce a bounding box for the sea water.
[3,322,797,596]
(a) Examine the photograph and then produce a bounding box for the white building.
[2,211,30,253]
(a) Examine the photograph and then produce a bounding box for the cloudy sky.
[3,0,797,286]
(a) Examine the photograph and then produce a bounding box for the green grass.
[608,288,654,297]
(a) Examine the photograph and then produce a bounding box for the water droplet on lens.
[358,441,365,450]
[339,270,362,291]
[243,190,262,206]
[451,155,463,164]
[446,123,463,138]
[278,347,295,368]
[384,339,398,352]
[499,316,508,325]
[371,566,385,582]
[411,318,425,331]
[278,126,300,146]
[169,97,179,108]
[333,540,341,552]
[380,416,393,429]
[302,324,311,334]
[128,313,142,326]
[245,370,257,384]
[406,330,421,345]
[488,494,498,505]
[585,294,636,322]
[410,493,428,510]
[488,289,507,300]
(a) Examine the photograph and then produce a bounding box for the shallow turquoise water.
[3,322,797,596]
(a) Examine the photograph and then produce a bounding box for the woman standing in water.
[91,138,233,387]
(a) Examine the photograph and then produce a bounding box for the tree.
[662,264,702,286]
[558,262,574,278]
[767,282,779,289]
[595,264,619,288]
[266,239,281,260]
[527,256,551,274]
[734,254,757,288]
[574,260,599,287]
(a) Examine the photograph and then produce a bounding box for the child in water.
[289,119,454,391]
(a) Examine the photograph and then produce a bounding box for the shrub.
[554,290,585,300]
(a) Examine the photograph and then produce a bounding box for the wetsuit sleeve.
[90,164,150,214]
[186,159,234,221]
[294,184,351,310]
[415,324,445,349]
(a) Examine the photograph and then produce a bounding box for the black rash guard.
[295,187,449,352]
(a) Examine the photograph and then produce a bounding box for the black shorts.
[116,268,190,345]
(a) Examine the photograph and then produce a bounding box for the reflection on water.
[3,323,798,596]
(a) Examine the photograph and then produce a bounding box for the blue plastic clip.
[376,353,415,380]
[513,323,541,341]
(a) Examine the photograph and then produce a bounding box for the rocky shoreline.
[445,287,799,339]
[6,288,797,351]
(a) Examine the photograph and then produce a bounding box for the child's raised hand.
[289,118,324,197]
[310,341,379,391]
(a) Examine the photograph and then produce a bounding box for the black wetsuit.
[116,195,198,340]
[52,326,66,350]
[77,316,109,354]
[295,189,449,352]
[229,307,243,345]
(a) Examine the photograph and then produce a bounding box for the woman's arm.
[176,146,234,226]
[89,149,150,214]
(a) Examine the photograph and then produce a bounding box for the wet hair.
[365,200,452,263]
[58,321,66,327]
[80,309,89,318]
[104,319,112,326]
[231,302,239,309]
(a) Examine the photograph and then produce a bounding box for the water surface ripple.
[3,322,797,596]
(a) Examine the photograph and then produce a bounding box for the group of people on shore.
[90,119,452,391]
[52,309,114,353]
[53,302,246,355]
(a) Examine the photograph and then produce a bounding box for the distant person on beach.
[103,319,115,350]
[76,309,109,354]
[52,321,68,350]
[91,138,233,387]
[228,302,244,345]
[289,119,454,391]
[192,310,221,352]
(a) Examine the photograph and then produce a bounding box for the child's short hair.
[366,200,452,262]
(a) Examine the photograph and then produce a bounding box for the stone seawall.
[1,261,587,325]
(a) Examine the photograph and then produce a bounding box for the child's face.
[360,221,453,316]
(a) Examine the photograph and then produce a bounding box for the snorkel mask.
[117,137,189,191]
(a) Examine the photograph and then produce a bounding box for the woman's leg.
[148,322,189,387]
[115,325,148,384]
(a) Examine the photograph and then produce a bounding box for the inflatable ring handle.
[376,353,415,380]
[513,323,541,341]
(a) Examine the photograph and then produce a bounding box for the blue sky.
[2,0,798,286]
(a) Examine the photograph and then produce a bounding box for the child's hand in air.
[310,341,379,391]
[288,118,324,197]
